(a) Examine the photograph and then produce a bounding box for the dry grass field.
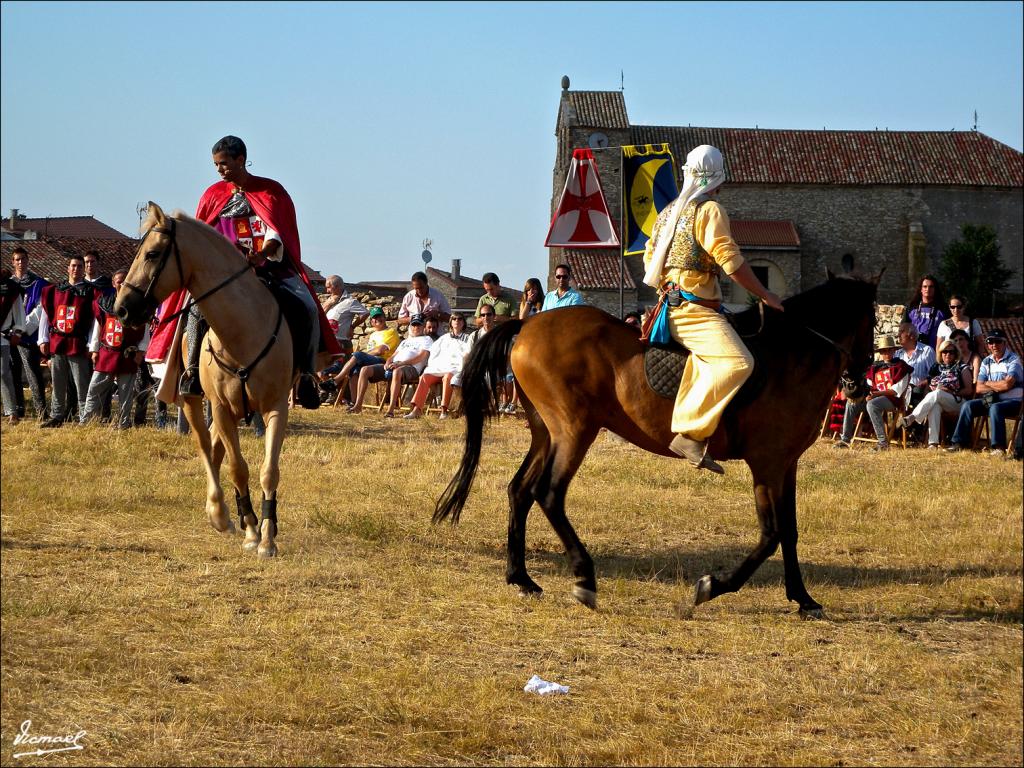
[1,409,1021,766]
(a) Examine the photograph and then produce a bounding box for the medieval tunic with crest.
[90,296,149,376]
[39,282,98,358]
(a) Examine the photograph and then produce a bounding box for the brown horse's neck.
[179,219,282,367]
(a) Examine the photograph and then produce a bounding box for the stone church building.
[549,78,1023,313]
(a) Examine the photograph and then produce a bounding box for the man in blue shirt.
[541,263,585,311]
[947,328,1023,455]
[894,322,936,407]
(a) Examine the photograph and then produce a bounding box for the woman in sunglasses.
[898,338,973,448]
[936,294,986,358]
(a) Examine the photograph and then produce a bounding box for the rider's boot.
[669,434,725,475]
[180,309,206,398]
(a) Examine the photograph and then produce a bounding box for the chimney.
[8,209,18,229]
[451,258,461,282]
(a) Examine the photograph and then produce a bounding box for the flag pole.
[618,147,625,319]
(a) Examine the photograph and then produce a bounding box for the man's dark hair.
[482,272,499,285]
[555,263,571,275]
[948,328,970,342]
[624,310,642,323]
[68,255,84,264]
[12,246,27,257]
[85,250,99,259]
[905,273,944,309]
[411,271,428,283]
[212,135,247,159]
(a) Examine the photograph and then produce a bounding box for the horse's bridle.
[121,219,185,317]
[122,217,251,323]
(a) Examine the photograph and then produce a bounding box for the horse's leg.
[256,405,288,559]
[209,401,259,553]
[695,468,783,607]
[777,462,824,618]
[182,397,233,534]
[533,424,601,608]
[506,407,550,596]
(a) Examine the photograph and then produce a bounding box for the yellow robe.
[643,199,754,440]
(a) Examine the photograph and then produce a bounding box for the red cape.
[148,177,341,364]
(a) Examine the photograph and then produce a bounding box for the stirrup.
[179,367,204,398]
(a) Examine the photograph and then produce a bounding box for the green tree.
[939,224,1014,315]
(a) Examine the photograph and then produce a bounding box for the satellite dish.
[421,250,432,264]
[588,132,609,149]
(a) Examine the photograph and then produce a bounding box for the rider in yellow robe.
[643,145,784,473]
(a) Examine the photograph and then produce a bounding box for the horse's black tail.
[433,319,524,525]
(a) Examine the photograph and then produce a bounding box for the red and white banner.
[544,148,619,248]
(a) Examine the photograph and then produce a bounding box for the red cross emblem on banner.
[103,316,124,348]
[544,148,619,248]
[56,305,77,334]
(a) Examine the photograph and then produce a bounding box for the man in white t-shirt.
[349,314,432,415]
[322,275,368,351]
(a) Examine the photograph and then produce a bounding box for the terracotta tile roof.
[977,317,1024,358]
[629,126,1023,187]
[562,90,629,130]
[2,237,139,284]
[731,220,801,248]
[3,215,132,239]
[564,249,637,290]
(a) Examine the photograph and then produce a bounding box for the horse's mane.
[139,208,240,255]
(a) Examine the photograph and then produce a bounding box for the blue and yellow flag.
[622,144,678,256]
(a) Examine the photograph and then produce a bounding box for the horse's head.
[832,268,883,402]
[114,202,185,327]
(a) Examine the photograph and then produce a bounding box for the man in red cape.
[148,136,340,409]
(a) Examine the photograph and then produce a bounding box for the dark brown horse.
[434,272,879,617]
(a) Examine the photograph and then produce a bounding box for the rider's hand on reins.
[761,291,785,312]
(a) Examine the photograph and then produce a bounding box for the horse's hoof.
[257,544,278,559]
[241,538,259,553]
[799,606,828,621]
[694,575,714,606]
[517,587,543,599]
[572,586,597,609]
[207,509,231,533]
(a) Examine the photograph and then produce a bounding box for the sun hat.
[875,334,898,351]
[368,307,384,319]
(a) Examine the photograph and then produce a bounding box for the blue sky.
[2,1,1021,292]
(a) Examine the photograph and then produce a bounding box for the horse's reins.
[124,217,281,423]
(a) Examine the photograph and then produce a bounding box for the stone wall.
[875,304,906,339]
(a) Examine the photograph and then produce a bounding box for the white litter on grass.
[524,675,569,695]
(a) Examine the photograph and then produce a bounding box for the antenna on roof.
[620,70,624,91]
[136,202,148,229]
[972,110,978,131]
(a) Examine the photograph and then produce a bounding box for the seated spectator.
[397,271,450,330]
[946,328,1023,456]
[347,314,433,416]
[894,322,936,408]
[405,312,470,420]
[520,277,544,319]
[476,272,516,324]
[423,318,439,341]
[948,328,982,385]
[322,275,368,354]
[468,305,497,350]
[833,335,912,451]
[936,294,985,357]
[898,338,973,448]
[322,306,398,405]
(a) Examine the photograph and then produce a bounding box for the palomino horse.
[435,273,879,617]
[114,203,295,558]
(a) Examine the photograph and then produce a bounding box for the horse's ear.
[826,267,836,281]
[869,267,887,286]
[148,201,166,225]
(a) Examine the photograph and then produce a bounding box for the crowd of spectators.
[826,274,1021,458]
[2,252,1019,461]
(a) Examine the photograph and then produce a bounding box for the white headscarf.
[643,145,727,288]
